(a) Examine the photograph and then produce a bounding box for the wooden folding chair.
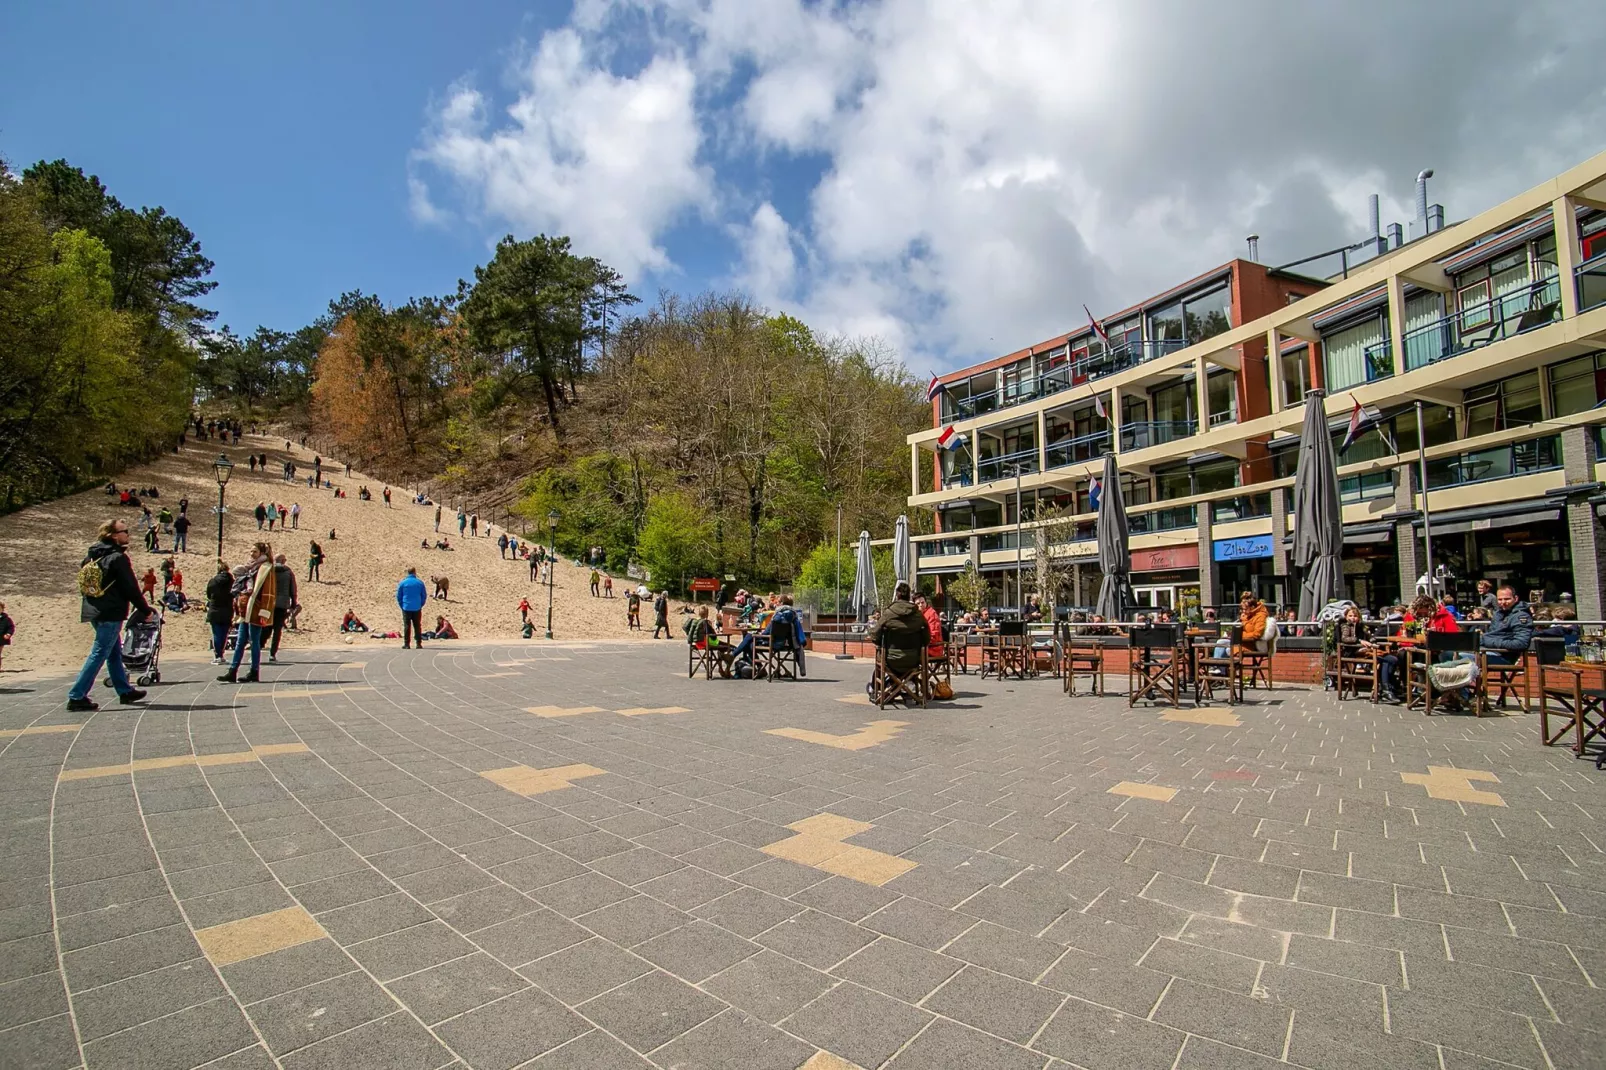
[1476,645,1529,715]
[1193,627,1243,705]
[872,641,928,709]
[757,633,804,682]
[1535,638,1606,764]
[1240,625,1277,690]
[1409,631,1480,715]
[688,639,718,680]
[1129,625,1183,708]
[1337,642,1380,701]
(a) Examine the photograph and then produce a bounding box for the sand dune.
[0,435,687,678]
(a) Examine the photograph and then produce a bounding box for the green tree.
[637,492,714,592]
[947,562,992,614]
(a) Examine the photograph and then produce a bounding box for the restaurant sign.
[1130,545,1200,572]
[1213,534,1276,562]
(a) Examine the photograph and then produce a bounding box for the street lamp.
[213,454,234,558]
[1003,462,1026,616]
[545,510,560,640]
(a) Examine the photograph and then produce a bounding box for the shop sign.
[1212,534,1275,562]
[1130,545,1200,571]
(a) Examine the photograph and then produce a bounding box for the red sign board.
[689,578,720,592]
[1130,545,1200,572]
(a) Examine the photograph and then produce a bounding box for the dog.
[431,576,449,601]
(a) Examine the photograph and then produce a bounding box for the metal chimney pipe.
[1246,234,1259,261]
[1415,169,1434,223]
[1368,194,1381,239]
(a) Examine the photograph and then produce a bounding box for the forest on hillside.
[0,159,214,508]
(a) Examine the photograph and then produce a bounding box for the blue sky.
[5,0,1602,370]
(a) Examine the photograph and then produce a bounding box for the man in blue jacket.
[1480,585,1534,666]
[396,568,429,648]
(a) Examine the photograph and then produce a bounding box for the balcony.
[1400,277,1563,373]
[979,531,1024,551]
[1129,504,1197,533]
[939,337,1188,425]
[1210,493,1272,523]
[1045,429,1111,469]
[918,537,971,559]
[1426,435,1561,490]
[1072,337,1188,383]
[976,448,1039,484]
[1360,338,1395,383]
[1578,250,1606,313]
[1119,420,1196,452]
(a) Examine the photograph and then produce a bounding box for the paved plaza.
[1,641,1602,1070]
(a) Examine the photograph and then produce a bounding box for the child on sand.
[518,598,531,624]
[0,601,13,671]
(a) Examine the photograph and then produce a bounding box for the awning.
[917,564,966,576]
[1429,508,1559,536]
[1310,285,1386,331]
[1441,215,1551,274]
[1283,521,1392,547]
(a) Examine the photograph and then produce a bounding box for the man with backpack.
[66,519,151,711]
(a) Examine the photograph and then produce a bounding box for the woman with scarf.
[218,542,276,683]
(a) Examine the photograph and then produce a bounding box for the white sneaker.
[211,657,224,665]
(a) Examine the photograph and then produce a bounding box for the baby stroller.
[107,609,165,688]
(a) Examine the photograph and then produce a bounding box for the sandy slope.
[0,436,682,678]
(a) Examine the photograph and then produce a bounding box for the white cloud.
[414,27,711,279]
[407,175,449,226]
[419,0,1606,370]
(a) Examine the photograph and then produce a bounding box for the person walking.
[268,553,298,662]
[434,505,442,533]
[158,505,174,542]
[518,597,531,625]
[66,519,151,710]
[205,559,232,664]
[498,532,509,559]
[289,502,300,530]
[470,514,479,538]
[307,539,324,582]
[603,575,613,598]
[457,509,467,537]
[627,589,642,630]
[383,486,392,507]
[589,569,601,597]
[219,543,276,683]
[254,502,267,530]
[397,568,428,648]
[653,591,670,639]
[265,502,279,531]
[528,554,539,582]
[0,601,14,673]
[173,510,190,553]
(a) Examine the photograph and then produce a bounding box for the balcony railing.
[1210,493,1271,523]
[1401,277,1564,373]
[1129,504,1196,534]
[1119,419,1196,452]
[976,448,1039,484]
[979,531,1024,552]
[939,337,1189,425]
[1045,430,1111,469]
[941,472,973,490]
[1361,338,1395,383]
[1577,250,1606,313]
[1425,435,1561,490]
[1339,471,1394,503]
[917,537,971,558]
[1071,337,1188,383]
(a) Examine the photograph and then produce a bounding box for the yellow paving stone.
[526,705,608,718]
[614,706,691,717]
[762,812,916,888]
[1108,781,1178,803]
[765,720,909,751]
[1162,707,1242,727]
[59,744,311,781]
[0,724,82,739]
[798,1052,864,1070]
[234,685,375,698]
[1400,766,1505,806]
[788,814,874,840]
[482,763,607,796]
[471,672,522,678]
[340,661,367,669]
[194,906,326,966]
[835,694,873,706]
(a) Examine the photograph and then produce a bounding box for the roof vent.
[1246,234,1260,261]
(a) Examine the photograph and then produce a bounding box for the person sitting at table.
[1214,592,1267,659]
[1536,605,1581,654]
[340,609,368,633]
[867,582,929,680]
[1480,585,1533,669]
[1377,593,1457,702]
[915,595,945,662]
[729,594,806,672]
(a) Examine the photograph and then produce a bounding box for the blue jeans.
[211,622,230,658]
[69,620,133,700]
[229,622,263,675]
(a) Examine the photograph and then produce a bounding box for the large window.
[1549,351,1606,416]
[1465,371,1542,437]
[1207,371,1236,427]
[1148,301,1184,345]
[1281,345,1310,404]
[1151,380,1194,426]
[1184,284,1232,343]
[1401,291,1446,371]
[1323,316,1386,391]
[1394,404,1458,451]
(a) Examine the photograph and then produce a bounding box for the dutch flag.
[927,373,945,402]
[1089,476,1103,511]
[937,425,967,451]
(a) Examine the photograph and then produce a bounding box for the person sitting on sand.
[434,537,453,551]
[340,610,368,633]
[428,616,458,640]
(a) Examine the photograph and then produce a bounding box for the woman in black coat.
[205,560,234,664]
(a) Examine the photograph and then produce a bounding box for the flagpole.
[1415,400,1436,597]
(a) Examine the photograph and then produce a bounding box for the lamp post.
[1003,462,1026,615]
[545,510,560,640]
[213,454,234,559]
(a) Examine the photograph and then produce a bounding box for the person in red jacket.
[915,594,945,661]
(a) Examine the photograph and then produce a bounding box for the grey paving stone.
[587,847,684,887]
[860,895,976,951]
[577,895,692,947]
[693,887,803,938]
[1397,887,1512,934]
[434,988,589,1069]
[196,1044,278,1069]
[943,920,1064,982]
[1039,908,1155,961]
[54,869,172,916]
[781,980,933,1070]
[1400,953,1551,1017]
[755,909,877,971]
[264,848,369,888]
[1255,963,1385,1027]
[429,883,540,934]
[1174,1034,1289,1070]
[1038,945,1170,1017]
[183,881,297,930]
[788,875,900,924]
[314,892,435,944]
[1505,902,1606,950]
[390,860,499,904]
[529,1028,656,1067]
[279,1010,451,1070]
[1152,977,1291,1056]
[472,908,590,968]
[1285,932,1402,986]
[1536,976,1606,1034]
[71,957,227,1041]
[886,1017,1050,1070]
[0,971,68,1031]
[577,969,725,1053]
[290,867,396,914]
[248,971,395,1055]
[56,893,186,951]
[922,964,1064,1043]
[1032,997,1185,1070]
[0,1012,84,1070]
[62,923,200,990]
[958,884,1072,936]
[1386,989,1548,1068]
[648,1007,815,1070]
[518,937,651,1005]
[702,950,834,1024]
[530,873,637,918]
[635,920,759,982]
[1442,926,1588,984]
[1332,909,1448,957]
[832,936,961,1003]
[1175,915,1284,962]
[345,920,476,982]
[81,996,258,1070]
[1139,937,1260,994]
[222,939,355,1004]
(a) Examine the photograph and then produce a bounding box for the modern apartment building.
[906,151,1606,619]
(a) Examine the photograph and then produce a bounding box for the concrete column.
[1036,409,1048,473]
[1196,506,1217,614]
[1267,329,1285,414]
[1194,355,1209,429]
[1109,388,1124,455]
[1561,425,1606,619]
[1395,463,1422,598]
[910,444,920,498]
[1386,274,1407,376]
[1553,196,1582,320]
